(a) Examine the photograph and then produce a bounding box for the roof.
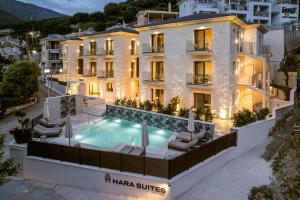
[136,13,233,28]
[136,10,179,17]
[87,23,139,37]
[41,34,66,41]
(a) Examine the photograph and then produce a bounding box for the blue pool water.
[73,116,176,149]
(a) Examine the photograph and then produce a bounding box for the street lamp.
[44,68,52,97]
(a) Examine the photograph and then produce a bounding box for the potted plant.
[10,111,32,144]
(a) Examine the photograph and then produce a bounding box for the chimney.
[168,2,172,12]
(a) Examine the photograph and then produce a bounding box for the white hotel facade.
[50,14,273,119]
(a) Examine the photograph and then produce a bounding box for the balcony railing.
[254,11,269,17]
[83,50,97,56]
[98,70,114,78]
[97,49,114,56]
[186,40,212,53]
[143,72,164,82]
[142,44,164,54]
[186,74,212,85]
[236,73,263,89]
[239,42,271,56]
[83,71,97,77]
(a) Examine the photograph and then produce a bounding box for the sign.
[105,173,167,195]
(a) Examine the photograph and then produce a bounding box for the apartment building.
[136,13,270,119]
[179,0,299,26]
[59,24,139,102]
[0,36,23,61]
[40,34,65,74]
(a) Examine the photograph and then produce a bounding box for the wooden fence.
[27,132,237,179]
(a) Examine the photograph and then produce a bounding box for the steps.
[83,107,106,117]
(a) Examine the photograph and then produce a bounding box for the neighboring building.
[40,34,65,74]
[0,36,23,61]
[52,14,275,119]
[59,24,139,102]
[178,0,299,26]
[136,10,179,26]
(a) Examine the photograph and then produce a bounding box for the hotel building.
[51,14,272,119]
[179,0,299,26]
[59,24,140,102]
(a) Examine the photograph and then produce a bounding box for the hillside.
[0,9,23,25]
[0,0,66,21]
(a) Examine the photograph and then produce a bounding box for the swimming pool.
[73,116,176,149]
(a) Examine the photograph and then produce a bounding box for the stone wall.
[106,104,215,138]
[47,94,84,121]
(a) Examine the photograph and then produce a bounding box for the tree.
[0,134,18,185]
[0,65,4,82]
[279,46,299,100]
[1,61,40,108]
[232,108,256,127]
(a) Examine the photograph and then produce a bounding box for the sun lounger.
[176,131,205,142]
[130,147,145,156]
[33,125,62,137]
[168,139,198,151]
[119,145,134,154]
[35,124,62,131]
[39,118,66,128]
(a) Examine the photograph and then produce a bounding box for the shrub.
[203,110,215,122]
[0,134,18,185]
[195,108,204,120]
[255,108,270,121]
[169,95,181,112]
[232,108,256,127]
[131,99,137,108]
[143,100,153,111]
[126,98,133,107]
[139,101,145,110]
[162,103,174,115]
[154,100,164,113]
[178,107,189,118]
[120,97,127,106]
[114,98,121,105]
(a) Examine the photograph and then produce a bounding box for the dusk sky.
[19,0,124,15]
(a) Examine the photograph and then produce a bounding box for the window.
[107,83,113,92]
[90,62,97,76]
[151,89,164,102]
[194,29,212,50]
[194,93,211,112]
[151,34,164,53]
[194,61,212,84]
[131,58,139,78]
[90,42,96,55]
[89,82,100,96]
[151,61,164,81]
[105,39,114,55]
[79,45,83,56]
[105,62,114,78]
[78,59,83,74]
[131,40,137,55]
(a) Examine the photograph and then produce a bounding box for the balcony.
[186,40,212,55]
[186,74,212,88]
[98,70,114,79]
[236,74,264,90]
[239,42,271,57]
[97,49,114,58]
[142,44,164,56]
[83,50,97,57]
[143,72,164,85]
[83,71,97,77]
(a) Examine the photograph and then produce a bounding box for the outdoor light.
[32,50,37,54]
[154,31,160,34]
[198,26,206,30]
[59,68,63,73]
[44,69,50,74]
[235,38,239,44]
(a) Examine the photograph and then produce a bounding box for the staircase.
[83,107,106,117]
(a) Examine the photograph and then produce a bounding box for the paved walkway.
[0,139,271,200]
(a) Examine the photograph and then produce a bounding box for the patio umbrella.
[43,99,50,119]
[188,108,195,141]
[142,120,149,153]
[65,114,73,146]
